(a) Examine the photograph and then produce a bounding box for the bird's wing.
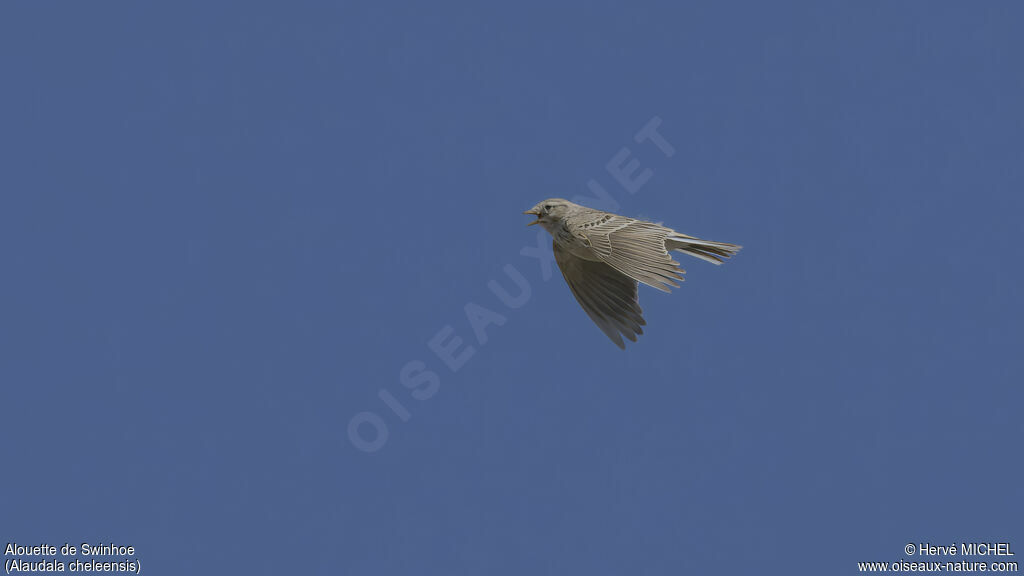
[553,241,646,349]
[566,213,685,292]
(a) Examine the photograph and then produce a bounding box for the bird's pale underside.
[524,198,741,349]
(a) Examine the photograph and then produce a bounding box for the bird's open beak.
[523,209,541,226]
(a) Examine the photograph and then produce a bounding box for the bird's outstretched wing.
[565,213,686,292]
[553,241,646,349]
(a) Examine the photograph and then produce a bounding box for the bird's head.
[523,198,574,231]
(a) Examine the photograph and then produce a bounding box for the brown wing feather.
[568,214,686,292]
[553,241,646,349]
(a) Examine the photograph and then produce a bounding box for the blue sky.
[1,1,1021,574]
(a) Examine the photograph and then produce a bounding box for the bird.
[523,198,740,349]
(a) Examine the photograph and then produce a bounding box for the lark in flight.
[524,198,740,348]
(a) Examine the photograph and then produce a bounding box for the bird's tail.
[666,234,741,265]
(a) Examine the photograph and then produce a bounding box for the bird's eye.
[544,204,552,211]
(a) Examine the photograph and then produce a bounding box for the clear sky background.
[2,1,1021,574]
